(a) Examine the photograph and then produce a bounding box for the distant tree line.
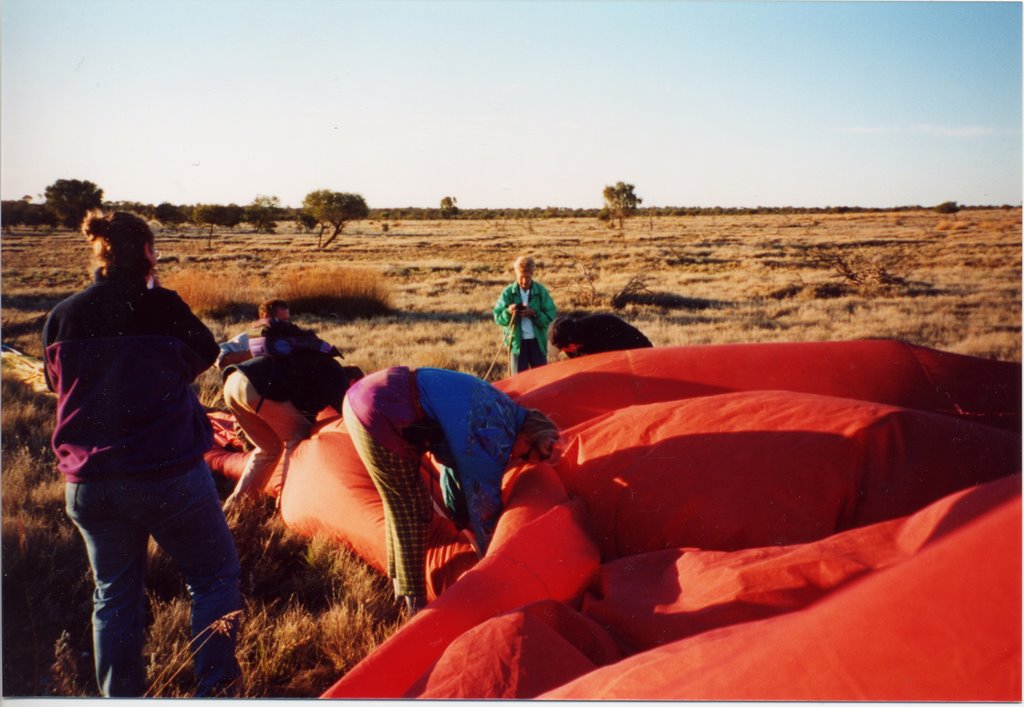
[2,177,1013,240]
[1,178,370,250]
[1,197,60,229]
[368,202,1004,220]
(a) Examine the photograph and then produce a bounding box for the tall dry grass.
[1,371,93,696]
[138,503,401,698]
[0,366,401,698]
[161,265,392,320]
[1,209,1020,696]
[275,265,394,319]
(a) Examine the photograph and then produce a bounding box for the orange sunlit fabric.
[541,477,1021,701]
[321,469,599,698]
[552,389,1019,558]
[201,340,1020,700]
[496,339,1021,432]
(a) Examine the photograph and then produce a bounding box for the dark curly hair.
[81,210,155,278]
[548,314,581,350]
[258,299,289,319]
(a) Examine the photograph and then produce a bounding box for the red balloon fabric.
[368,475,1020,701]
[321,465,600,698]
[203,410,252,486]
[406,599,622,699]
[554,389,1019,558]
[199,340,1020,700]
[580,472,1022,656]
[542,475,1021,701]
[496,339,1021,432]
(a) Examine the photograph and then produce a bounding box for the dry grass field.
[4,209,1021,370]
[1,208,1020,696]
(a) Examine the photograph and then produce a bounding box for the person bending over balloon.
[220,310,360,512]
[548,311,653,358]
[342,367,560,615]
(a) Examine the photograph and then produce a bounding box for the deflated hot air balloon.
[203,340,1021,701]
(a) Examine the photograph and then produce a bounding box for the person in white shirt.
[492,256,558,376]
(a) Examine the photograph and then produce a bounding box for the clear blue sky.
[2,1,1021,209]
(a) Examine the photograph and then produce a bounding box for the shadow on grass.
[612,293,730,310]
[395,310,491,325]
[1,293,76,312]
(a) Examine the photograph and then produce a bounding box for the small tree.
[439,196,459,219]
[155,202,188,227]
[246,194,282,233]
[220,204,244,230]
[295,211,319,233]
[23,202,58,230]
[1,202,17,232]
[935,201,961,215]
[192,204,220,246]
[602,181,642,229]
[1,199,28,230]
[44,178,104,228]
[302,190,369,249]
[2,197,57,231]
[192,203,242,249]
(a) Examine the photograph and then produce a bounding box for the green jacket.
[492,281,557,356]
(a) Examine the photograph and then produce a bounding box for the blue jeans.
[65,461,242,697]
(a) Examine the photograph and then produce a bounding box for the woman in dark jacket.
[43,211,242,697]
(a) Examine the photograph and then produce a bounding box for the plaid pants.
[342,396,432,599]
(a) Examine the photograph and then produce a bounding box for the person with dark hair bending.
[220,307,360,511]
[548,311,653,358]
[343,367,560,615]
[42,211,242,696]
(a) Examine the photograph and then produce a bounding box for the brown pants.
[222,371,311,500]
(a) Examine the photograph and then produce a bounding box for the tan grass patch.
[161,269,265,318]
[275,265,393,319]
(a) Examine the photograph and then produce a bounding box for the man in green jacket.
[492,255,557,376]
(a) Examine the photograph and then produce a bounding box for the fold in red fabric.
[321,465,600,698]
[581,473,1021,655]
[542,476,1021,701]
[497,339,1021,432]
[406,599,622,699]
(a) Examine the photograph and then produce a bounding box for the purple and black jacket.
[42,269,219,483]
